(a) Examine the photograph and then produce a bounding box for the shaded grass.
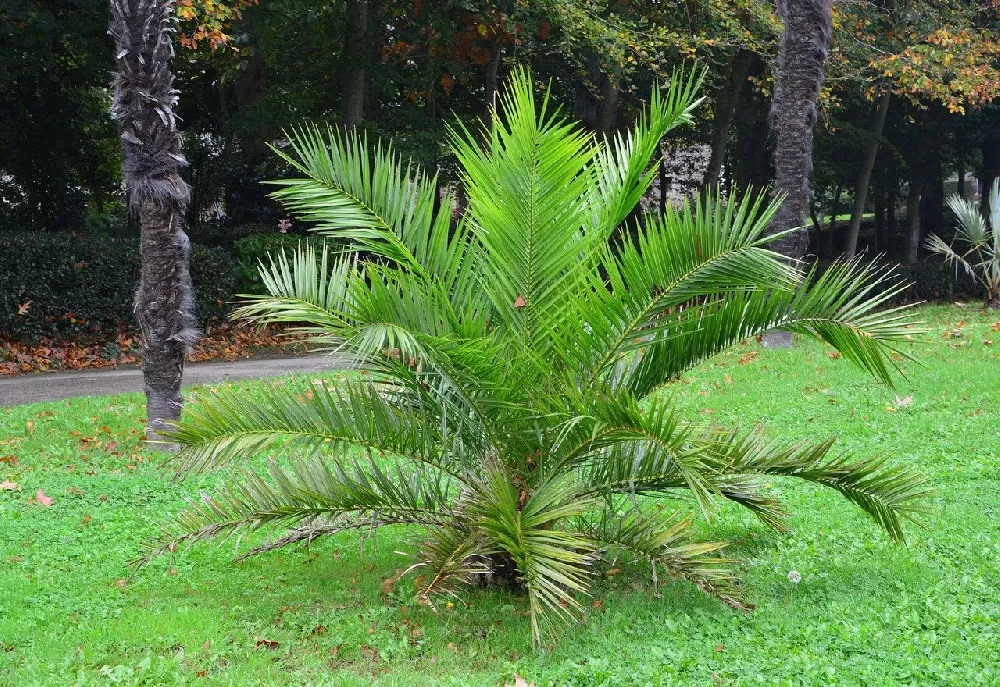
[2,304,999,685]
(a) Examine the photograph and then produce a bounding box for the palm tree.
[142,69,930,647]
[110,0,198,444]
[926,178,1000,309]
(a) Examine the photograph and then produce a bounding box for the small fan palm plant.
[144,69,931,647]
[926,179,1000,309]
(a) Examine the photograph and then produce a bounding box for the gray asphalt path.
[0,354,351,407]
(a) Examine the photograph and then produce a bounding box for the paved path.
[0,354,351,407]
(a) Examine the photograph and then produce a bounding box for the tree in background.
[111,0,198,443]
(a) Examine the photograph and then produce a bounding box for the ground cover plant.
[2,306,999,684]
[129,68,934,649]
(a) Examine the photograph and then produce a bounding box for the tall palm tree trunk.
[110,0,197,444]
[764,0,833,347]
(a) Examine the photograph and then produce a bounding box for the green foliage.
[926,180,1000,306]
[231,232,331,294]
[0,233,237,342]
[145,69,931,647]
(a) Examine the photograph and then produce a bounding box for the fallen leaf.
[827,350,842,360]
[0,455,16,465]
[0,481,18,490]
[991,322,1000,332]
[724,374,733,385]
[16,301,31,316]
[714,643,726,652]
[505,674,535,687]
[25,421,34,433]
[254,638,279,650]
[983,339,994,346]
[737,351,758,365]
[35,489,53,507]
[894,395,913,408]
[513,295,526,308]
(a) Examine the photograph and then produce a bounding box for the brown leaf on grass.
[0,481,18,490]
[35,489,53,507]
[714,643,726,652]
[991,322,1000,332]
[16,301,31,316]
[0,455,16,465]
[737,351,758,365]
[254,638,279,650]
[983,340,994,346]
[505,675,535,687]
[827,350,842,359]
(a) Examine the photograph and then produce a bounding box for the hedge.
[0,232,237,342]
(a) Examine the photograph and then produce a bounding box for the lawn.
[2,304,999,686]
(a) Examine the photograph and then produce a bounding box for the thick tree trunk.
[339,0,369,131]
[905,177,924,264]
[701,50,752,195]
[110,0,198,445]
[764,0,833,348]
[767,0,833,258]
[844,90,891,258]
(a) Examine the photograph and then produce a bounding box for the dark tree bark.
[764,0,833,347]
[732,54,773,193]
[905,175,924,264]
[767,0,833,257]
[844,89,891,258]
[873,183,886,253]
[823,184,842,258]
[110,0,198,445]
[886,171,897,250]
[574,52,620,137]
[484,39,503,131]
[339,0,369,131]
[701,50,753,195]
[981,130,1000,219]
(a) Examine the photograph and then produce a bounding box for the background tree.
[111,0,198,443]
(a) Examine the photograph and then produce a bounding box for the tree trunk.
[905,176,924,264]
[981,131,1000,219]
[732,54,773,193]
[484,39,503,130]
[823,184,842,258]
[574,52,619,137]
[110,0,198,445]
[886,174,897,250]
[873,183,886,252]
[339,0,369,131]
[958,160,966,199]
[844,89,891,258]
[701,50,752,195]
[764,0,833,348]
[767,0,833,259]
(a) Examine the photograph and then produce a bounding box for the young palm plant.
[926,179,1000,309]
[144,69,931,647]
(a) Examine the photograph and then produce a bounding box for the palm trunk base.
[473,552,524,591]
[762,330,793,349]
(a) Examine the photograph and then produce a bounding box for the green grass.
[3,304,1000,685]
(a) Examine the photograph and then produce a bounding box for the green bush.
[232,232,332,294]
[0,232,238,342]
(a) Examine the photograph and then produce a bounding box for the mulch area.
[0,323,309,376]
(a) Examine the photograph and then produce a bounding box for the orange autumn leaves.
[176,0,259,51]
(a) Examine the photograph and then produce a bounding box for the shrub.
[0,232,238,342]
[146,69,931,648]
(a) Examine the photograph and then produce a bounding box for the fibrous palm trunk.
[110,0,197,444]
[763,0,833,348]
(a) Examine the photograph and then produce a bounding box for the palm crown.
[146,68,930,647]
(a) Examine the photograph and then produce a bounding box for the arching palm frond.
[927,179,1000,305]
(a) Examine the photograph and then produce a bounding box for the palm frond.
[702,430,933,542]
[138,455,455,565]
[450,66,598,353]
[579,507,748,611]
[163,380,462,479]
[410,526,493,606]
[469,467,596,646]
